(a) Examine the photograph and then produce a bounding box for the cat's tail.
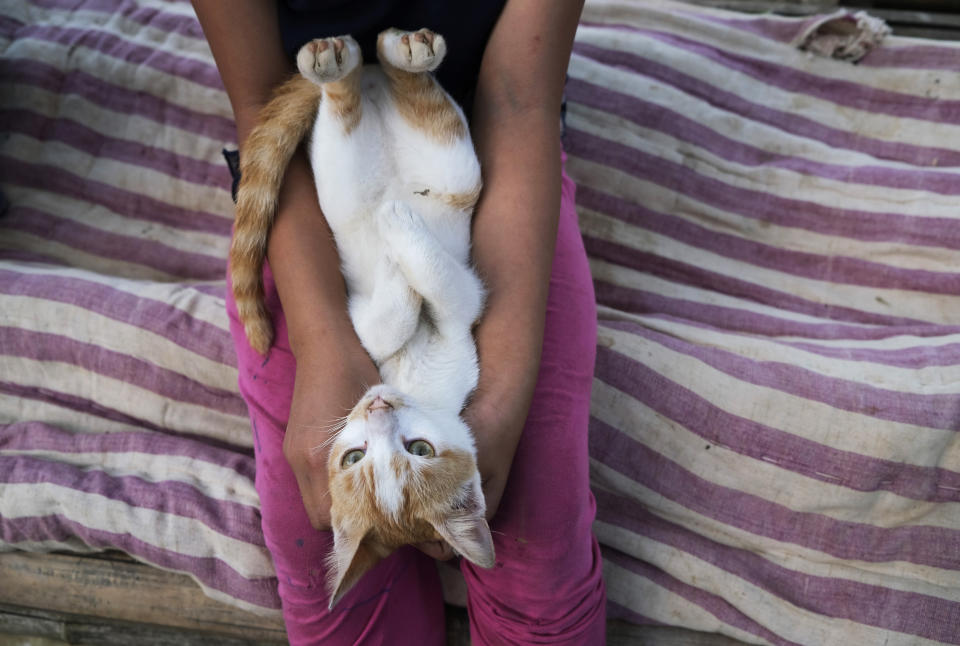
[230,75,323,354]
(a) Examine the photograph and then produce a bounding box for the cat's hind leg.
[297,35,362,83]
[376,28,480,213]
[296,36,363,133]
[377,28,446,72]
[375,29,466,144]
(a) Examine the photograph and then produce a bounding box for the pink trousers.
[226,158,606,645]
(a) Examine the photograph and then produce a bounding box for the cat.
[230,28,495,608]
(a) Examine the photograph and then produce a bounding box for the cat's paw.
[377,201,425,238]
[296,36,361,84]
[377,28,446,72]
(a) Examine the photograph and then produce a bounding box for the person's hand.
[465,393,524,523]
[282,351,379,531]
[413,389,526,561]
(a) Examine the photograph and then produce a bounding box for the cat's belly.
[380,325,478,416]
[305,65,481,415]
[309,69,480,235]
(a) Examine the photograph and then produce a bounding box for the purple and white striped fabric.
[570,1,960,644]
[0,0,280,616]
[2,0,959,642]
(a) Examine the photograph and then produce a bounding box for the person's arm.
[192,1,379,530]
[466,0,585,519]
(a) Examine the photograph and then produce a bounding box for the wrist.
[469,368,534,444]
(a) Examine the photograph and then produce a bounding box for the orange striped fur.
[377,30,468,143]
[230,75,322,354]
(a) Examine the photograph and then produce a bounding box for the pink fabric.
[226,159,606,645]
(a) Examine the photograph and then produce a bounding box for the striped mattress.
[2,0,958,643]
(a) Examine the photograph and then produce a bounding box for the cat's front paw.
[296,36,361,84]
[377,201,425,238]
[377,28,446,72]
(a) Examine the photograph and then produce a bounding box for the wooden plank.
[0,604,284,646]
[0,608,763,646]
[865,8,960,28]
[0,552,286,644]
[682,1,960,39]
[861,1,960,11]
[682,0,960,18]
[0,551,756,645]
[883,25,960,39]
[678,0,839,13]
[607,621,754,646]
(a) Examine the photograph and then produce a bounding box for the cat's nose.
[368,396,392,412]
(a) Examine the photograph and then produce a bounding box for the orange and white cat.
[230,28,494,608]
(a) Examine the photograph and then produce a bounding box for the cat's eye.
[341,449,365,467]
[406,440,435,457]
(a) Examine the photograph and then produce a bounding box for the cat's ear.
[431,475,495,569]
[326,526,386,609]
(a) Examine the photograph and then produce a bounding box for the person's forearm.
[469,110,560,434]
[468,0,583,445]
[192,1,376,376]
[268,149,374,369]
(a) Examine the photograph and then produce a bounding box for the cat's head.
[325,384,495,608]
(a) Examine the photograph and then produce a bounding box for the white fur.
[336,384,477,521]
[294,33,494,607]
[307,66,484,419]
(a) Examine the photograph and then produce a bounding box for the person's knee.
[463,536,607,645]
[277,548,447,646]
[467,579,607,645]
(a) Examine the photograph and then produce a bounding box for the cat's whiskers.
[318,425,345,444]
[293,423,342,431]
[304,419,351,457]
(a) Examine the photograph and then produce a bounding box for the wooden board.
[0,604,281,646]
[0,552,286,645]
[0,551,757,645]
[608,622,759,646]
[683,0,960,40]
